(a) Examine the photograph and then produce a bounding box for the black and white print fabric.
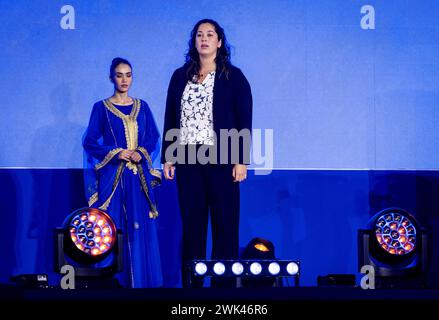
[180,71,215,145]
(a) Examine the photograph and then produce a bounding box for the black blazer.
[161,64,253,165]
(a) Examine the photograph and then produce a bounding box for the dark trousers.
[176,163,240,288]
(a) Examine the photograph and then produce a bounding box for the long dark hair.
[185,19,231,81]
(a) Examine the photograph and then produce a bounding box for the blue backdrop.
[1,1,439,287]
[1,0,439,169]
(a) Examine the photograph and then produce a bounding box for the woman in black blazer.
[162,18,252,287]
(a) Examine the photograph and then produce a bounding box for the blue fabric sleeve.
[83,102,121,164]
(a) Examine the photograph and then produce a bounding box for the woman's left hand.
[233,164,247,182]
[130,151,142,163]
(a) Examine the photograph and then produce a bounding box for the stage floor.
[2,285,439,301]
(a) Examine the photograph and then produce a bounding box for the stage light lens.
[377,219,385,227]
[250,262,262,275]
[287,262,299,275]
[67,208,116,259]
[268,262,280,275]
[374,210,417,255]
[213,262,226,275]
[399,235,407,244]
[231,262,244,275]
[254,243,270,252]
[195,262,207,276]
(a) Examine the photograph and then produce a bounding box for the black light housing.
[54,207,123,278]
[9,274,50,289]
[241,237,276,260]
[358,207,428,288]
[241,238,284,287]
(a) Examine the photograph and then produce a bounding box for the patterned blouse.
[179,71,215,145]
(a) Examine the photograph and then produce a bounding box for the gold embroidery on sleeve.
[95,148,124,170]
[137,164,159,219]
[137,146,152,163]
[137,147,162,184]
[88,192,98,207]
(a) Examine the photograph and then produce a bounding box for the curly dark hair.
[185,19,231,81]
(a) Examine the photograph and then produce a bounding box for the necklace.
[197,70,214,83]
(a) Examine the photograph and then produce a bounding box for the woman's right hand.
[163,162,175,180]
[118,149,133,161]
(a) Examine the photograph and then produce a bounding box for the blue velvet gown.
[83,98,163,288]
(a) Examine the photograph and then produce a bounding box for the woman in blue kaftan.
[83,57,163,288]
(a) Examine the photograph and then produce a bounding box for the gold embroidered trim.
[150,168,162,180]
[125,116,138,150]
[137,146,152,164]
[137,164,159,219]
[105,107,119,147]
[88,192,98,207]
[103,99,141,174]
[137,147,161,185]
[150,180,160,188]
[100,99,158,217]
[103,98,139,120]
[95,148,124,170]
[103,99,140,151]
[99,163,125,211]
[132,98,140,121]
[126,162,138,175]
